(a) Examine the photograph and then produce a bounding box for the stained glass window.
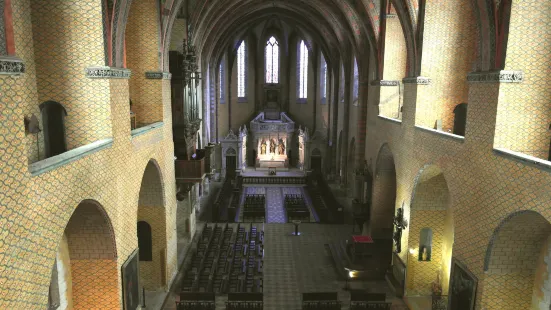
[298,40,308,99]
[219,62,224,103]
[237,40,246,98]
[353,58,359,102]
[321,54,327,103]
[265,36,279,83]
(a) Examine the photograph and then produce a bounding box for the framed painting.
[122,248,140,310]
[448,258,478,310]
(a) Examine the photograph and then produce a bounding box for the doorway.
[40,101,67,158]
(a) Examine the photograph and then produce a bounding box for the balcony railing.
[175,157,205,180]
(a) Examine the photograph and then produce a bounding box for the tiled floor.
[162,222,407,310]
[262,223,406,310]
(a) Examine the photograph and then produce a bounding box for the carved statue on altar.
[270,138,276,154]
[278,138,285,155]
[260,139,267,155]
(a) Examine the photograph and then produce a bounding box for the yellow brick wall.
[126,0,164,127]
[494,0,551,160]
[138,206,167,290]
[31,0,112,153]
[379,16,406,119]
[0,1,178,308]
[415,0,476,131]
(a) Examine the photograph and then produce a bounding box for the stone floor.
[162,222,408,310]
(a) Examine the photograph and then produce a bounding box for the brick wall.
[482,211,551,309]
[379,15,406,119]
[126,0,163,126]
[0,0,178,307]
[371,145,397,236]
[414,0,476,131]
[493,0,551,160]
[64,202,119,308]
[30,0,112,156]
[137,206,167,290]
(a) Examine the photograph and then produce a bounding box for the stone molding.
[385,14,397,19]
[467,70,524,83]
[145,71,172,80]
[85,66,131,79]
[370,80,400,87]
[402,76,432,85]
[0,56,25,76]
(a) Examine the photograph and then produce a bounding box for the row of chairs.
[243,195,266,222]
[243,176,306,184]
[284,194,310,222]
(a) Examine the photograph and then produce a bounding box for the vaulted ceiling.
[184,0,423,74]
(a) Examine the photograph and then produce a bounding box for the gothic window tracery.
[237,40,246,98]
[265,36,279,83]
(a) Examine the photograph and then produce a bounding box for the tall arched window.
[265,36,279,83]
[298,40,308,100]
[321,53,327,104]
[237,40,246,98]
[353,58,359,104]
[137,221,153,261]
[219,61,225,104]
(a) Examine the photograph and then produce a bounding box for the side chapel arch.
[482,210,551,309]
[137,159,167,290]
[49,200,119,309]
[406,164,454,297]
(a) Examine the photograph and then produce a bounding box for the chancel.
[2,1,551,310]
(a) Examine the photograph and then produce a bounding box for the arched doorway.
[137,160,167,291]
[370,144,397,239]
[481,211,551,309]
[406,165,454,298]
[40,101,67,158]
[310,148,322,174]
[452,103,467,136]
[225,147,237,178]
[49,200,119,308]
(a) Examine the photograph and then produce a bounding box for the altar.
[250,112,294,170]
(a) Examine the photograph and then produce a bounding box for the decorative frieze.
[0,57,25,76]
[402,76,432,85]
[85,66,131,79]
[370,80,400,87]
[467,70,524,83]
[145,71,172,80]
[385,14,397,19]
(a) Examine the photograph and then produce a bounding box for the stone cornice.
[85,66,131,79]
[402,76,432,85]
[385,14,397,19]
[145,71,172,80]
[467,70,524,83]
[370,80,400,86]
[0,56,25,76]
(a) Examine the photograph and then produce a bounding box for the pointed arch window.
[237,40,247,99]
[321,53,327,104]
[219,61,225,104]
[265,36,279,83]
[297,40,308,101]
[353,58,359,105]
